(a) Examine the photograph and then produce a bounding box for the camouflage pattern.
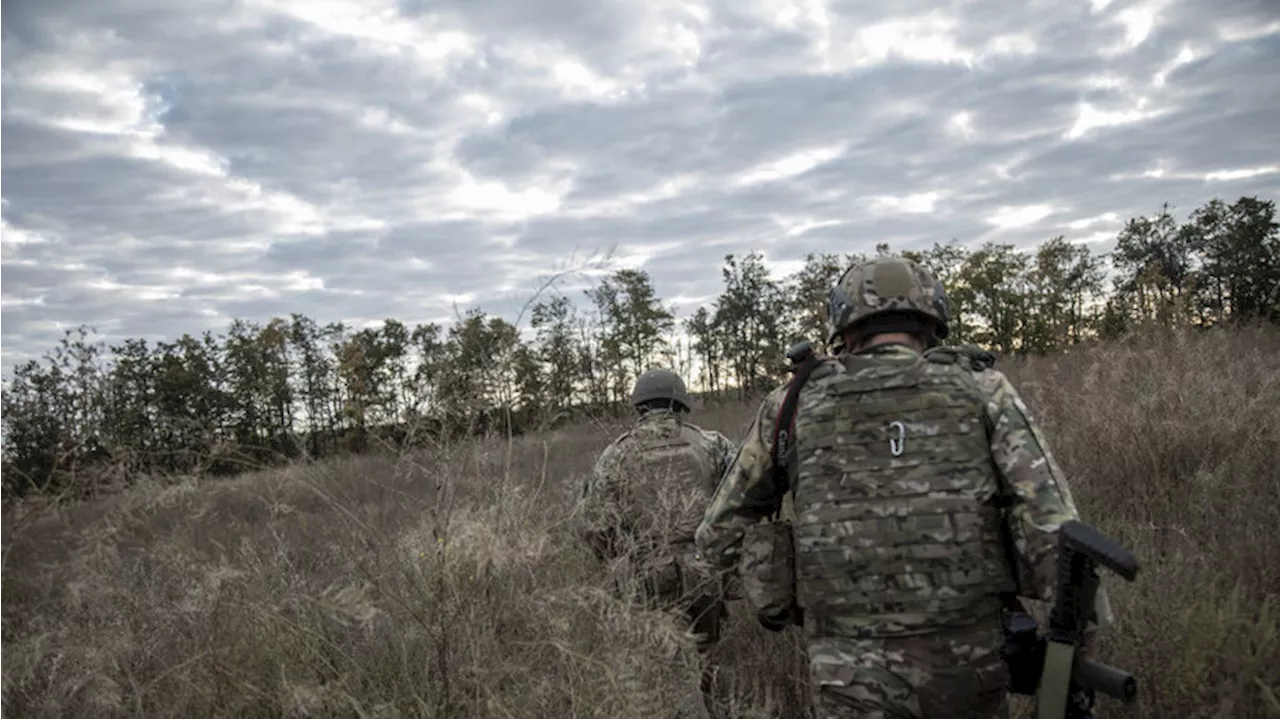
[580,408,739,651]
[806,620,1011,718]
[792,345,1017,638]
[694,341,1114,714]
[827,257,951,345]
[739,519,798,626]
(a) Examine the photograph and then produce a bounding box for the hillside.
[3,326,1279,718]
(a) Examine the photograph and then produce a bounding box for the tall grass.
[4,326,1279,718]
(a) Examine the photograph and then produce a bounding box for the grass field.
[4,326,1280,718]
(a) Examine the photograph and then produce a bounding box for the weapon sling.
[769,341,822,493]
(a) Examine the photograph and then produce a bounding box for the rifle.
[1002,519,1141,719]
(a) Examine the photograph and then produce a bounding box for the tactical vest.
[790,349,1017,638]
[618,414,720,550]
[612,414,722,607]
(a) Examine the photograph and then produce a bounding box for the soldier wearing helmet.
[578,368,739,712]
[695,256,1113,718]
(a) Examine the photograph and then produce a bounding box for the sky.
[3,0,1279,378]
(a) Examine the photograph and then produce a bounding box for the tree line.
[3,195,1277,501]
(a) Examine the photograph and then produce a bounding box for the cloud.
[3,0,1279,374]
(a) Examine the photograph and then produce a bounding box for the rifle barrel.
[1075,656,1137,701]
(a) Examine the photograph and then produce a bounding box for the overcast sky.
[3,0,1278,376]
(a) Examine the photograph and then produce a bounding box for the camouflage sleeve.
[694,391,788,571]
[579,443,627,561]
[978,369,1115,632]
[702,429,740,481]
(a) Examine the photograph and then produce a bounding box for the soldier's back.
[606,412,723,547]
[788,345,1015,718]
[790,345,1012,634]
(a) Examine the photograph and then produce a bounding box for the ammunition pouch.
[740,519,802,631]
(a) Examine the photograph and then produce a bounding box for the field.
[4,326,1280,718]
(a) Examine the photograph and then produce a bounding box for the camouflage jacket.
[693,343,1115,632]
[580,409,739,564]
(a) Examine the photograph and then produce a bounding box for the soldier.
[578,368,739,714]
[694,256,1113,718]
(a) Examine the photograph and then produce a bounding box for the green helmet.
[826,256,950,345]
[631,368,694,413]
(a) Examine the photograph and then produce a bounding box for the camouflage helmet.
[827,256,950,344]
[631,368,694,413]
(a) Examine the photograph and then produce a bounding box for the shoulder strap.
[924,344,997,371]
[769,341,824,494]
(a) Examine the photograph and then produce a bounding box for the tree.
[585,269,675,401]
[957,243,1032,355]
[683,306,724,395]
[1111,204,1198,329]
[5,193,1278,501]
[290,314,336,455]
[434,310,522,434]
[784,251,846,349]
[408,322,446,419]
[1023,237,1107,352]
[1186,197,1280,325]
[531,295,584,409]
[715,252,788,397]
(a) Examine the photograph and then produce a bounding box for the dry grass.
[4,326,1280,718]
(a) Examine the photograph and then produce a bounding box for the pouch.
[739,519,798,624]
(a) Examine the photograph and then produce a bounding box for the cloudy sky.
[3,0,1279,376]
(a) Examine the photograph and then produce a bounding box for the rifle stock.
[1058,519,1140,582]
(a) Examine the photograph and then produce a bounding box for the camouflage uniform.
[580,369,739,653]
[694,258,1114,719]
